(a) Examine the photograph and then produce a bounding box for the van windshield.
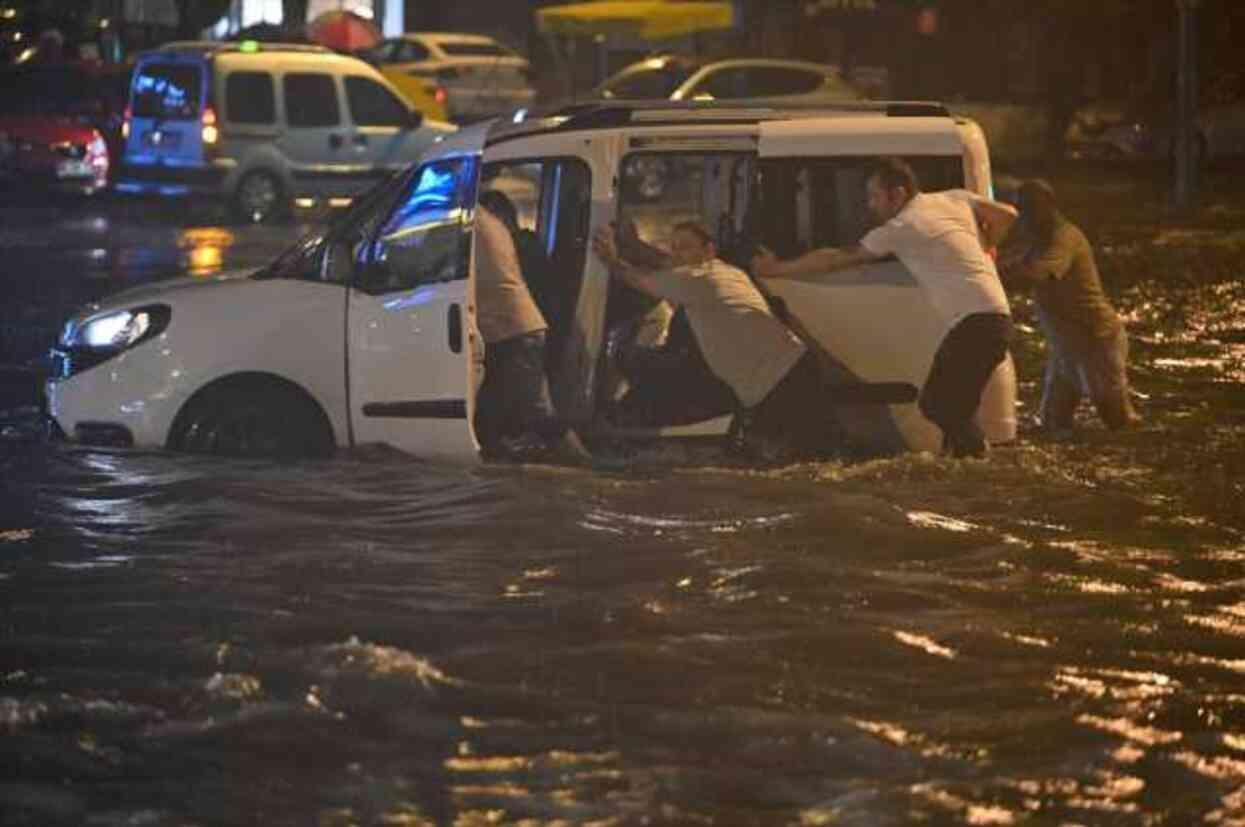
[132,62,202,121]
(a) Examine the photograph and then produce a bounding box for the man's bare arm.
[752,244,885,279]
[592,225,664,298]
[616,218,672,269]
[973,199,1019,249]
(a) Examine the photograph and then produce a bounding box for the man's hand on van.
[751,245,781,279]
[592,225,621,266]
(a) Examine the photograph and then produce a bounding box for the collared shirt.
[647,258,805,408]
[474,208,547,344]
[861,190,1011,332]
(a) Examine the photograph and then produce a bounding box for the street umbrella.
[305,10,381,53]
[536,0,735,41]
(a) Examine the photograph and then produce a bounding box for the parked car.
[114,41,454,223]
[365,33,535,123]
[1066,99,1245,162]
[0,62,120,195]
[589,55,866,200]
[593,55,862,105]
[46,100,1016,462]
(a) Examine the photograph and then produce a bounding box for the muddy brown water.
[2,172,1245,825]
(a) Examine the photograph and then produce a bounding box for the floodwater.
[3,190,1245,825]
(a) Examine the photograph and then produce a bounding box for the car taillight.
[87,133,109,186]
[121,105,131,140]
[201,106,218,145]
[435,86,448,106]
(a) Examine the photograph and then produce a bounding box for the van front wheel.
[231,170,286,224]
[169,378,334,458]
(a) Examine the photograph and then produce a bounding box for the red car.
[0,62,122,195]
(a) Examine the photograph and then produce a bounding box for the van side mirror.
[406,109,424,130]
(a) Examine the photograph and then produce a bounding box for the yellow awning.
[536,1,735,41]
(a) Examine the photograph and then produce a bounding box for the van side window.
[755,156,965,257]
[359,157,477,294]
[344,77,408,128]
[750,67,825,97]
[283,73,340,127]
[225,71,275,125]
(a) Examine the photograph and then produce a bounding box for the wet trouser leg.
[1039,343,1083,431]
[1084,326,1137,429]
[613,339,735,427]
[1041,323,1136,430]
[475,331,564,452]
[919,313,1012,458]
[736,351,844,461]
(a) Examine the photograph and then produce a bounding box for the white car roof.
[418,33,506,45]
[484,103,973,158]
[698,58,841,74]
[759,116,964,156]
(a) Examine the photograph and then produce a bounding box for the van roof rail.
[149,41,333,55]
[546,99,950,125]
[486,100,955,148]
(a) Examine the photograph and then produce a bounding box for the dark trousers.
[475,331,564,452]
[919,313,1012,457]
[734,351,844,461]
[613,338,736,427]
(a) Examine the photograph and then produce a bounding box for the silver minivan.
[115,41,455,222]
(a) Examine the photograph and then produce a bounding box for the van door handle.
[352,134,369,148]
[328,133,343,149]
[447,303,462,354]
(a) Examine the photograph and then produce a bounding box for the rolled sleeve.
[860,223,899,257]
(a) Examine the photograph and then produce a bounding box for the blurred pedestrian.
[752,157,1017,458]
[998,179,1140,432]
[32,28,66,64]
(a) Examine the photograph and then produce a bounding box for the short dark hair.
[867,157,921,197]
[1019,178,1061,245]
[672,220,714,246]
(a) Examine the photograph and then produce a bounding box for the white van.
[115,41,454,223]
[48,101,1016,461]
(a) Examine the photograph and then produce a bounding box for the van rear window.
[757,156,964,255]
[132,63,202,120]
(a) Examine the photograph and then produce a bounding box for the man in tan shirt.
[998,178,1140,431]
[475,200,589,462]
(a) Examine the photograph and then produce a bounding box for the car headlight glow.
[83,310,141,347]
[50,304,171,379]
[67,304,171,351]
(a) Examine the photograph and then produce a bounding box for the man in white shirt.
[752,157,1018,458]
[593,220,842,460]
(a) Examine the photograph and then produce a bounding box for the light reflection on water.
[1,209,1244,821]
[1,435,1244,825]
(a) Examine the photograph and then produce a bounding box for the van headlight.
[52,304,171,378]
[71,306,170,349]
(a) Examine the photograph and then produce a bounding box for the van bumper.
[114,159,233,197]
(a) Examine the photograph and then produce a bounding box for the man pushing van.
[752,157,1018,458]
[592,220,843,460]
